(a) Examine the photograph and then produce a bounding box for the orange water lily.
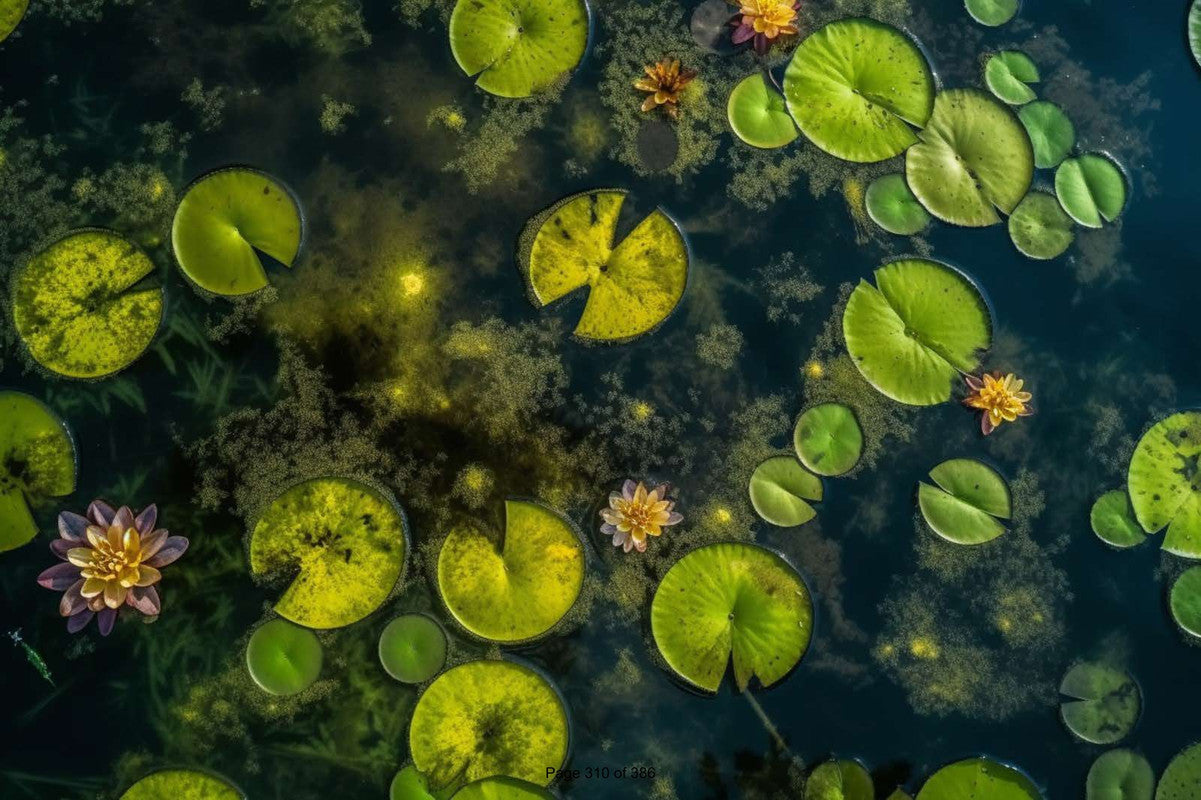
[964,372,1033,435]
[600,480,683,553]
[731,0,800,54]
[634,59,697,120]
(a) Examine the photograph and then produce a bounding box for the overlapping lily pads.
[391,766,436,800]
[806,760,874,800]
[519,190,688,342]
[0,0,27,42]
[965,0,1019,27]
[0,392,76,552]
[1086,750,1154,800]
[843,258,992,406]
[727,73,798,149]
[1090,489,1146,548]
[1059,662,1141,745]
[1170,567,1201,638]
[650,542,813,692]
[379,613,448,683]
[865,174,931,236]
[249,477,408,629]
[120,769,243,800]
[1055,154,1127,228]
[452,777,556,800]
[748,455,822,527]
[245,617,323,695]
[794,403,863,476]
[917,758,1040,799]
[1008,192,1075,260]
[918,458,1011,545]
[1127,412,1201,558]
[985,51,1039,105]
[1158,742,1201,799]
[437,499,584,642]
[782,18,934,163]
[1019,101,1075,169]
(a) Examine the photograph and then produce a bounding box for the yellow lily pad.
[0,391,76,552]
[0,0,28,42]
[120,769,243,800]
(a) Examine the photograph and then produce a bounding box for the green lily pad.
[794,403,863,477]
[1090,489,1146,549]
[1158,742,1201,799]
[449,0,588,98]
[1086,750,1154,800]
[650,541,813,692]
[727,73,798,150]
[249,477,408,629]
[0,392,76,553]
[172,167,302,296]
[865,174,931,236]
[782,18,934,163]
[379,613,448,683]
[1170,567,1201,638]
[519,190,688,342]
[1128,412,1201,558]
[0,0,28,42]
[985,51,1039,105]
[1059,662,1141,745]
[1019,101,1076,169]
[965,0,1019,26]
[917,758,1040,800]
[409,660,568,790]
[1055,154,1127,229]
[1191,2,1201,67]
[906,89,1034,227]
[748,456,822,527]
[1008,191,1075,260]
[12,229,164,379]
[390,766,436,800]
[918,458,1011,545]
[452,777,556,800]
[437,499,584,643]
[120,769,243,800]
[245,618,323,696]
[842,258,992,406]
[806,760,874,800]
[886,793,913,800]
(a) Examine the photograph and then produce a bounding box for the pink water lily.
[599,480,683,553]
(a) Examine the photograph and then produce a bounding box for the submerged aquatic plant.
[600,480,682,553]
[37,502,188,635]
[730,0,799,54]
[964,372,1034,435]
[634,59,697,120]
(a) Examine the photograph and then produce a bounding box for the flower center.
[84,529,139,579]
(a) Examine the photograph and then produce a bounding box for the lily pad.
[1008,191,1075,260]
[1060,662,1141,745]
[965,0,1019,26]
[1019,101,1076,169]
[452,777,556,800]
[1055,154,1127,228]
[748,455,822,527]
[245,618,323,696]
[249,477,408,629]
[1127,412,1201,558]
[842,258,992,406]
[1090,489,1146,549]
[379,613,448,683]
[918,458,1011,545]
[865,174,931,236]
[519,190,688,342]
[409,660,568,790]
[1191,1,1201,68]
[1157,742,1201,800]
[806,760,874,800]
[1170,567,1201,638]
[0,392,76,553]
[917,758,1040,800]
[391,766,436,800]
[172,167,302,296]
[728,73,798,149]
[120,769,243,800]
[650,541,813,692]
[437,499,584,643]
[1086,750,1154,800]
[12,229,164,379]
[985,51,1039,105]
[793,403,863,476]
[691,0,737,55]
[448,0,588,98]
[782,18,934,163]
[0,0,27,42]
[906,89,1034,227]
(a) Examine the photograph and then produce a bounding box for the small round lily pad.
[865,174,931,236]
[985,51,1039,105]
[917,758,1040,799]
[172,167,302,296]
[379,613,448,683]
[1059,662,1141,745]
[1086,750,1154,800]
[651,542,813,692]
[120,769,243,800]
[1008,192,1075,260]
[448,0,588,98]
[1170,567,1201,638]
[794,403,863,476]
[1055,154,1127,228]
[452,777,556,799]
[245,617,323,695]
[12,229,164,379]
[0,0,28,42]
[748,455,822,527]
[1158,742,1201,799]
[1090,489,1146,549]
[806,760,874,800]
[1127,412,1201,558]
[409,660,568,791]
[728,73,798,149]
[918,458,1011,545]
[249,477,408,629]
[965,0,1019,26]
[1019,101,1076,169]
[0,392,76,553]
[391,765,436,800]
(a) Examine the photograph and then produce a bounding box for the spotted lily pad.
[448,0,588,98]
[519,190,688,342]
[0,0,28,42]
[120,769,243,800]
[1090,489,1146,549]
[748,456,822,527]
[249,478,408,629]
[379,613,448,683]
[1055,154,1127,229]
[1086,750,1154,800]
[794,403,863,476]
[917,758,1040,800]
[728,73,798,149]
[842,258,992,406]
[12,229,164,378]
[650,542,813,692]
[1158,742,1201,799]
[985,51,1039,105]
[409,660,568,790]
[782,18,934,163]
[245,617,323,695]
[1127,412,1201,558]
[918,458,1011,545]
[172,167,302,296]
[965,0,1019,26]
[1008,191,1075,260]
[1019,101,1076,169]
[906,89,1034,227]
[806,760,874,800]
[865,174,931,236]
[1170,567,1201,638]
[452,777,556,799]
[437,500,584,643]
[0,392,76,552]
[1060,662,1141,745]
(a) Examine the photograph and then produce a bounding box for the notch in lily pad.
[965,0,1019,27]
[727,73,798,149]
[0,0,28,42]
[245,617,323,695]
[985,51,1039,105]
[120,769,243,800]
[1009,192,1075,260]
[748,455,822,527]
[1055,154,1127,229]
[794,403,863,477]
[916,758,1040,799]
[1127,412,1201,559]
[172,167,303,296]
[806,760,874,800]
[1059,661,1141,745]
[865,174,931,236]
[918,458,1011,545]
[379,613,448,683]
[1090,488,1146,549]
[0,392,76,552]
[1085,749,1154,800]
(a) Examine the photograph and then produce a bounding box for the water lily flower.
[634,59,698,120]
[600,480,683,553]
[37,501,188,636]
[963,372,1033,435]
[730,0,800,55]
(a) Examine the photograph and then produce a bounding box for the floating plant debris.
[727,73,798,150]
[748,455,822,526]
[918,458,1011,545]
[864,174,932,236]
[793,402,863,477]
[985,51,1040,105]
[806,759,874,800]
[1019,101,1076,169]
[1169,567,1201,639]
[965,0,1019,27]
[916,757,1040,799]
[1127,412,1201,559]
[120,769,243,800]
[378,613,448,683]
[0,392,75,552]
[1055,154,1129,229]
[1090,489,1146,549]
[245,617,323,695]
[1008,192,1075,260]
[1085,749,1154,800]
[1059,662,1141,745]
